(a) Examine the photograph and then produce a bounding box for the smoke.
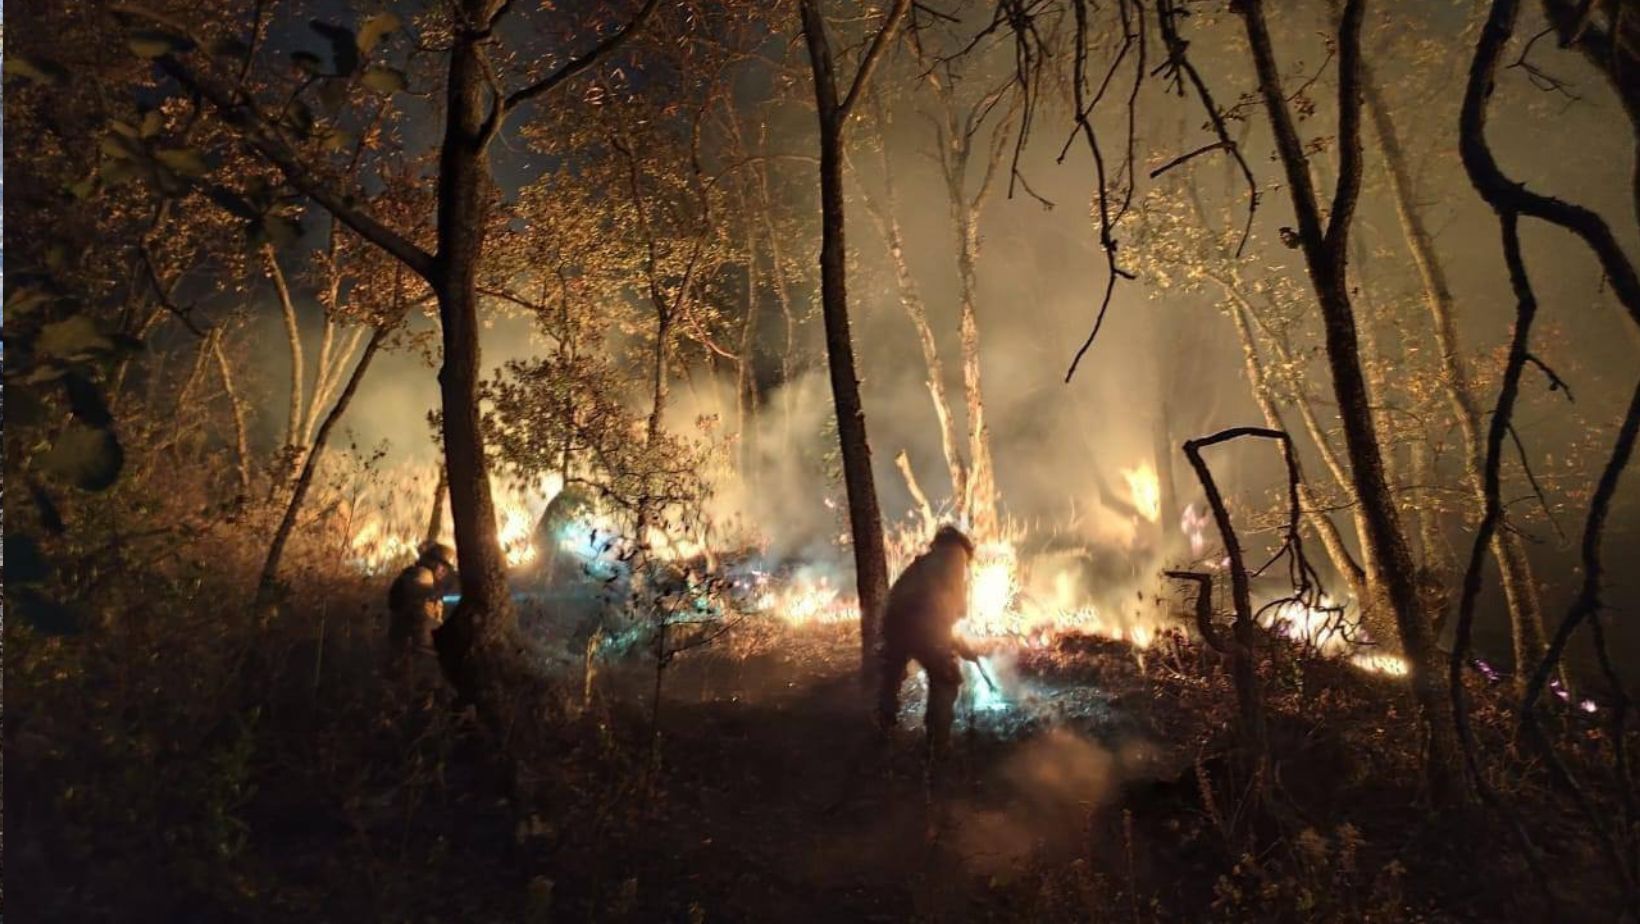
[235,1,1640,668]
[948,727,1159,878]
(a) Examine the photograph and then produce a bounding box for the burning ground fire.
[344,459,1407,678]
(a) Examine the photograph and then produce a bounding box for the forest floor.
[7,576,1628,922]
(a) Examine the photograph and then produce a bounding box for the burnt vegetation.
[5,0,1640,920]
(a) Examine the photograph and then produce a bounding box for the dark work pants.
[878,641,963,749]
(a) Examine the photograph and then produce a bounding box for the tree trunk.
[747,125,799,447]
[1409,434,1455,631]
[255,326,388,604]
[648,316,671,444]
[932,85,1005,539]
[1223,287,1367,599]
[425,463,449,547]
[265,246,305,460]
[431,17,515,700]
[801,0,903,680]
[211,329,253,498]
[1151,392,1181,551]
[955,233,998,538]
[736,199,761,481]
[1363,70,1547,683]
[859,150,969,513]
[1185,175,1383,618]
[1239,0,1464,804]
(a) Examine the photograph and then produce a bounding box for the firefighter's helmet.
[931,525,976,558]
[418,541,456,572]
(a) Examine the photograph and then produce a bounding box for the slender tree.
[1237,0,1464,803]
[119,0,662,711]
[798,0,913,678]
[1361,61,1548,687]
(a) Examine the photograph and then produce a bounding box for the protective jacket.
[877,527,976,749]
[388,564,444,653]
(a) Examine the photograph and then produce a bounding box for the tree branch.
[837,0,915,123]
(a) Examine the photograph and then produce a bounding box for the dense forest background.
[5,0,1640,919]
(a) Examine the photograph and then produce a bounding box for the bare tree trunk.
[859,132,969,512]
[800,0,911,680]
[929,80,1010,538]
[1223,287,1367,598]
[955,234,998,537]
[1408,435,1455,630]
[1364,70,1547,683]
[1239,0,1463,804]
[264,246,305,459]
[172,327,214,420]
[211,329,253,497]
[895,449,937,536]
[1179,431,1275,765]
[735,193,761,480]
[303,326,367,448]
[748,121,799,446]
[648,317,671,445]
[256,326,388,604]
[425,463,449,547]
[1350,235,1405,490]
[1187,173,1386,619]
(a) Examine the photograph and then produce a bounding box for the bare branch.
[838,0,916,122]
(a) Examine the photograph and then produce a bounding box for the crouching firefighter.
[387,541,457,658]
[877,525,983,753]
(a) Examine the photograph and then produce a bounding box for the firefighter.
[877,524,981,753]
[387,541,457,655]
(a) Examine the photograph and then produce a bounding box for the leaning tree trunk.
[431,18,516,703]
[1223,286,1368,600]
[1364,70,1548,683]
[860,140,969,515]
[255,326,388,606]
[265,246,305,460]
[1186,178,1385,619]
[210,329,253,498]
[800,0,908,680]
[424,463,449,547]
[1239,0,1464,804]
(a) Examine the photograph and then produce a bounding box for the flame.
[1263,596,1408,676]
[1121,463,1162,523]
[757,569,855,625]
[346,467,562,574]
[1348,653,1409,676]
[964,540,1022,634]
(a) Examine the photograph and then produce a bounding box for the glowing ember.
[1122,462,1162,523]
